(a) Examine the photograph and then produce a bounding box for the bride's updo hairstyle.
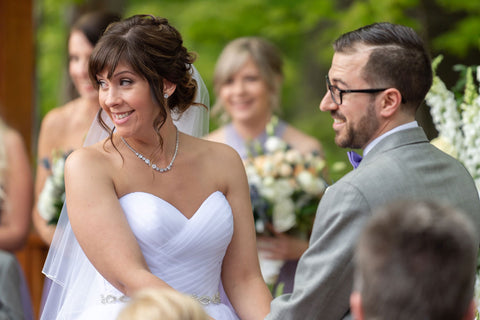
[89,14,198,140]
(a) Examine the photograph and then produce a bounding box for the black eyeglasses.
[326,75,388,105]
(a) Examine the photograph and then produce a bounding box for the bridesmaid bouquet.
[243,120,327,286]
[37,151,68,225]
[244,144,327,236]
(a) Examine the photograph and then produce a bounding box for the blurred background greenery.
[34,0,480,182]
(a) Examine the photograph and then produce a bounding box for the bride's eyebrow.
[112,70,135,78]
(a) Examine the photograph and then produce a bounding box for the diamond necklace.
[121,126,179,173]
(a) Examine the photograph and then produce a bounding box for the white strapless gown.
[45,191,239,320]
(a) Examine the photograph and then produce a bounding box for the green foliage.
[35,0,77,117]
[36,0,480,182]
[431,1,480,56]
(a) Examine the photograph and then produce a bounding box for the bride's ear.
[163,80,176,97]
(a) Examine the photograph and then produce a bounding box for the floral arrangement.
[426,55,480,190]
[243,117,328,286]
[37,151,68,225]
[425,56,480,318]
[244,118,328,237]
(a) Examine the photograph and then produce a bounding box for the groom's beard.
[335,102,379,149]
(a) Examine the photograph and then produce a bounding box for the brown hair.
[71,11,121,47]
[333,22,432,111]
[354,200,476,320]
[89,14,198,147]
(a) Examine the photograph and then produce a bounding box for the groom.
[266,22,480,320]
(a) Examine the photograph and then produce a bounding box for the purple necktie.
[347,150,363,169]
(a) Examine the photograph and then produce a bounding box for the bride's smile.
[97,62,161,138]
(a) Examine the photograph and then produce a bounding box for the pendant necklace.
[121,126,179,173]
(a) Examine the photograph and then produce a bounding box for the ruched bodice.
[43,191,239,320]
[121,191,233,299]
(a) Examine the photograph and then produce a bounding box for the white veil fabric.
[41,66,210,319]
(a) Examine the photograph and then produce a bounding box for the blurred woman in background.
[0,113,33,319]
[205,36,324,293]
[33,11,121,245]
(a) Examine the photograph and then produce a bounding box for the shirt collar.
[363,121,418,156]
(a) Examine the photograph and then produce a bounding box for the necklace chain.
[121,126,179,173]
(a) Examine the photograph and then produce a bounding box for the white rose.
[297,171,326,195]
[259,176,277,201]
[260,178,294,202]
[245,165,262,186]
[265,136,287,153]
[51,157,65,186]
[272,198,296,232]
[37,178,57,221]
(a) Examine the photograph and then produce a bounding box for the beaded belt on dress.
[191,292,221,305]
[101,294,130,304]
[100,292,221,305]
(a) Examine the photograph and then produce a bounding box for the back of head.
[72,11,121,47]
[116,289,209,320]
[89,14,198,118]
[333,22,432,110]
[354,200,477,320]
[213,36,283,116]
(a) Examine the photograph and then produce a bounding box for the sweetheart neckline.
[119,191,226,220]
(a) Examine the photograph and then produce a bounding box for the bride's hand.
[257,228,308,260]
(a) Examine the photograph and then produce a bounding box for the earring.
[164,93,169,99]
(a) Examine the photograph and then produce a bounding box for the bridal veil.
[41,66,210,319]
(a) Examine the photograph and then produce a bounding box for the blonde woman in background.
[33,11,121,245]
[0,114,34,319]
[117,289,210,320]
[205,37,324,293]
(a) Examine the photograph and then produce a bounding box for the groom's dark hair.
[333,22,432,112]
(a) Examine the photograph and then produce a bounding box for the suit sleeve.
[266,181,371,320]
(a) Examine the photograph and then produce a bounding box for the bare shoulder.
[3,128,29,166]
[40,100,78,132]
[283,124,323,155]
[3,127,25,150]
[203,126,226,143]
[65,141,111,177]
[185,135,243,175]
[190,134,240,162]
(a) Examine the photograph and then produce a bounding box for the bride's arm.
[65,147,171,297]
[219,146,272,319]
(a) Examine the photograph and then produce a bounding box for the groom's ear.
[378,87,402,118]
[350,292,364,320]
[163,79,176,96]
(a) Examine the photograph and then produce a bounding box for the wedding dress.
[45,191,238,319]
[41,66,240,319]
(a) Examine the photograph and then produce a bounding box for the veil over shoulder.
[41,66,212,319]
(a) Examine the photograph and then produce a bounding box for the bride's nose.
[102,87,121,108]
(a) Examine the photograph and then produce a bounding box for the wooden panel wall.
[0,0,35,151]
[0,1,44,319]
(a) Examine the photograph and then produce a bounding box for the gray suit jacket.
[266,127,480,320]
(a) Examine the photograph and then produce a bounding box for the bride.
[41,14,272,320]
